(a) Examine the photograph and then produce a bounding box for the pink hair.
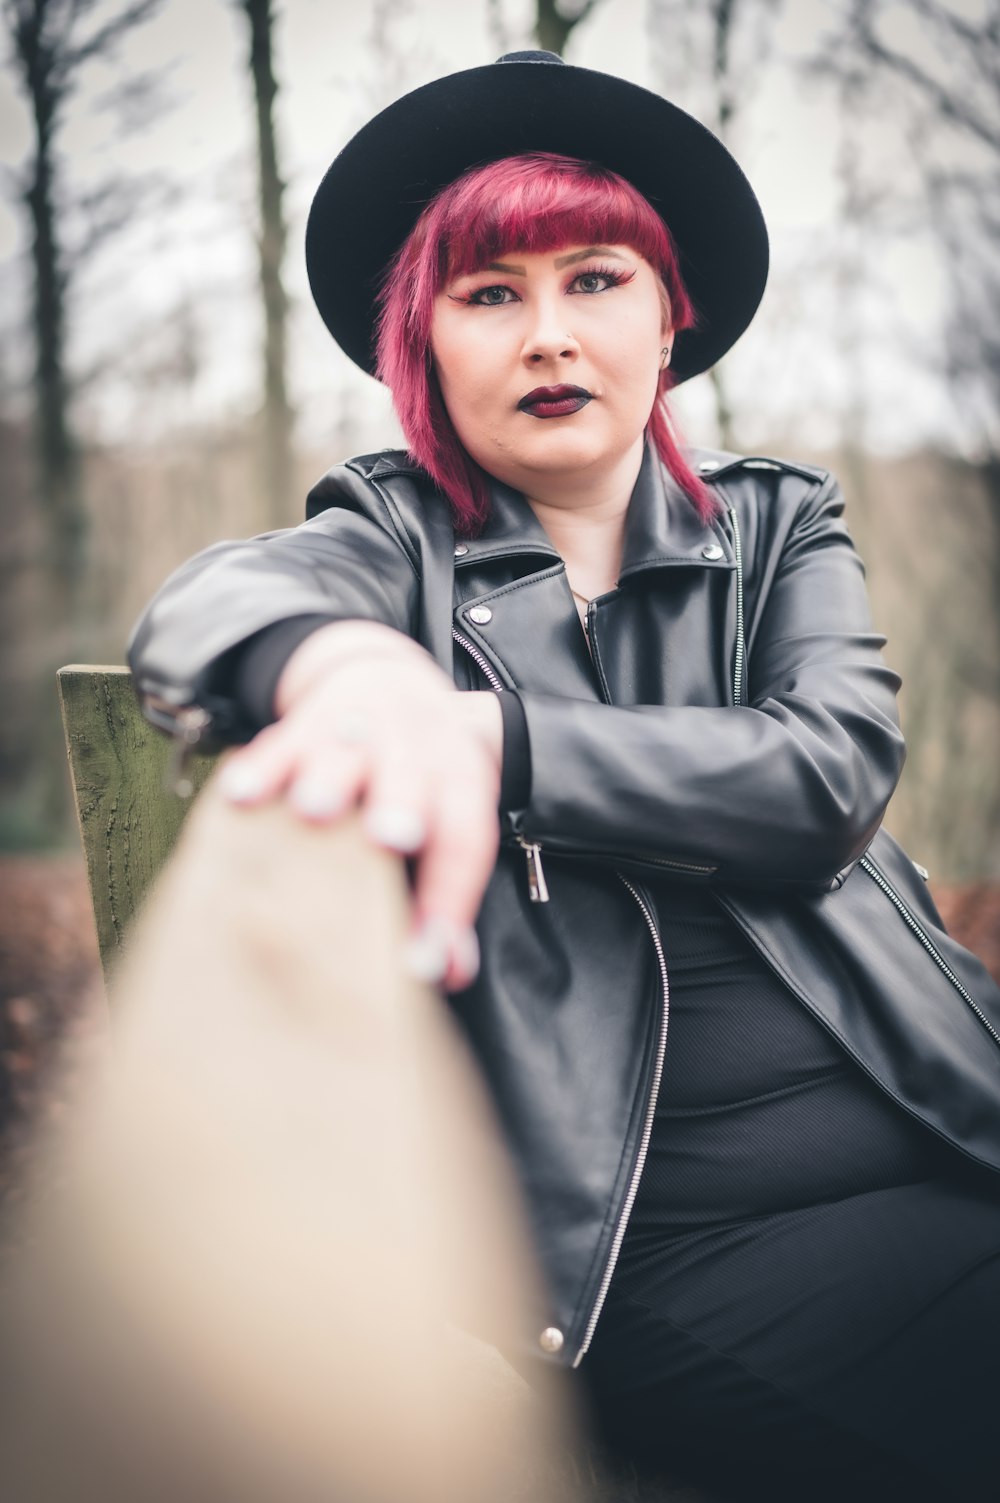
[375,151,718,536]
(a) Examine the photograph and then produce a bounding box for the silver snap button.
[701,543,724,560]
[697,459,721,473]
[453,543,469,556]
[468,605,492,625]
[538,1326,564,1354]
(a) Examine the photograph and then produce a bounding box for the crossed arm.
[127,468,905,974]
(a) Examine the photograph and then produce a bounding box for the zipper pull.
[165,706,212,798]
[516,835,550,903]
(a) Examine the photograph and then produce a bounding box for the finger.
[216,723,299,805]
[361,739,431,855]
[287,741,369,822]
[408,768,500,990]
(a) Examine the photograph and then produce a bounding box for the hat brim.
[305,58,768,384]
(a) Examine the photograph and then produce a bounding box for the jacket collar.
[454,442,732,575]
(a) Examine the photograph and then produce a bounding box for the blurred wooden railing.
[27,664,714,1503]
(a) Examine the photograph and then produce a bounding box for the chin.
[505,429,616,478]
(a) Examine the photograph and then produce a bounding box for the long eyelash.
[447,263,636,305]
[448,289,509,306]
[575,264,636,289]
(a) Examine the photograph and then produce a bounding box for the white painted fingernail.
[451,927,480,987]
[403,921,450,983]
[366,806,426,853]
[289,780,346,819]
[219,764,266,802]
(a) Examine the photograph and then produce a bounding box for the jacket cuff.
[227,614,341,730]
[498,690,531,811]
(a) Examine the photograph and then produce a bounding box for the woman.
[128,52,1000,1502]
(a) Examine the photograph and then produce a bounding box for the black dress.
[579,882,1000,1502]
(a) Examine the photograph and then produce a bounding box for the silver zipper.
[536,842,715,878]
[859,856,1000,1049]
[454,608,676,1361]
[452,627,505,693]
[727,506,747,706]
[453,627,553,903]
[516,835,550,902]
[164,705,212,798]
[572,873,670,1366]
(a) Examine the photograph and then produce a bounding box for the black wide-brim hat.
[306,51,768,385]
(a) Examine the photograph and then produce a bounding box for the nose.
[521,295,579,366]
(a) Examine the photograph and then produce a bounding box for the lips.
[517,384,592,419]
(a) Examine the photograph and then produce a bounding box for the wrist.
[275,621,438,715]
[455,691,504,771]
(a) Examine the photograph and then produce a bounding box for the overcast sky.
[0,0,975,457]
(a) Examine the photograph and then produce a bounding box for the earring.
[660,346,671,369]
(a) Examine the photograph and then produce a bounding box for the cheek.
[432,326,504,412]
[593,299,662,380]
[600,333,662,407]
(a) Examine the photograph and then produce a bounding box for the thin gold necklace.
[569,586,591,605]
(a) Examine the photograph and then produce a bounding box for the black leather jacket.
[127,443,1000,1369]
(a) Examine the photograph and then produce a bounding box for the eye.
[467,284,518,306]
[569,267,631,295]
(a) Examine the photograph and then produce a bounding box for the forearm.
[516,687,905,887]
[126,489,421,734]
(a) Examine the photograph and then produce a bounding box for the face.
[429,244,670,497]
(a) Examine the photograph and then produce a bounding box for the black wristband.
[228,614,340,730]
[498,690,531,810]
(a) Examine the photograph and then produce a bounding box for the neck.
[523,439,643,586]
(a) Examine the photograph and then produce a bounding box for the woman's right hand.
[216,622,502,994]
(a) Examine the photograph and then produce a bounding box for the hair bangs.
[438,154,675,288]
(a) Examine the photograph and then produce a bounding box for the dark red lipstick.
[518,384,592,419]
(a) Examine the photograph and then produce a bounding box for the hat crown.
[306,51,768,382]
[495,50,565,66]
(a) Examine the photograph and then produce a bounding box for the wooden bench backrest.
[57,665,217,979]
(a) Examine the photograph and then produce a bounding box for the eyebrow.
[554,246,627,268]
[472,246,628,278]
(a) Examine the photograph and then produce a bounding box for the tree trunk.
[707,0,737,449]
[534,0,599,57]
[17,5,87,623]
[242,0,294,528]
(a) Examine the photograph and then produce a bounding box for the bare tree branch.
[485,0,512,54]
[1,0,165,625]
[534,0,602,56]
[847,0,1000,151]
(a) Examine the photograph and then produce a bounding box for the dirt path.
[0,853,106,1197]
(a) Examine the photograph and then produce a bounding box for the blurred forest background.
[1,5,999,1454]
[0,0,997,874]
[2,0,999,890]
[0,0,992,877]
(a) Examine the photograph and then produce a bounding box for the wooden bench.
[57,665,217,981]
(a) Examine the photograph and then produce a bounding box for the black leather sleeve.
[126,464,424,740]
[514,472,906,888]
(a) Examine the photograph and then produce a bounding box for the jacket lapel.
[452,446,735,707]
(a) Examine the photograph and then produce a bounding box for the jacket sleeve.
[513,471,906,889]
[125,466,422,743]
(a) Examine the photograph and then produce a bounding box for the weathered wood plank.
[57,665,216,977]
